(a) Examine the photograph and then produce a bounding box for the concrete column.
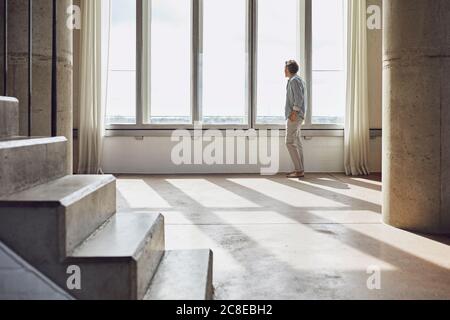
[383,0,450,234]
[7,0,73,173]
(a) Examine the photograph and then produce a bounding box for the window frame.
[106,0,345,132]
[309,0,347,126]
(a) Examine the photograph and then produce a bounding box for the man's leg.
[286,119,303,173]
[296,124,305,173]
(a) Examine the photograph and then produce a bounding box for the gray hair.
[285,60,299,74]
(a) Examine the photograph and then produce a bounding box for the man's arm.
[290,80,305,114]
[288,80,305,121]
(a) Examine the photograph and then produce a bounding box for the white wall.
[102,135,382,174]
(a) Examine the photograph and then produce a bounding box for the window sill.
[104,127,346,138]
[76,128,382,139]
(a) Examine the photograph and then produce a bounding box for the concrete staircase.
[0,241,73,300]
[0,96,213,300]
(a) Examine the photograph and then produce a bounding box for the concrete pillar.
[383,0,450,234]
[7,0,73,173]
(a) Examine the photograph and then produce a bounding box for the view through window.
[256,0,299,125]
[105,0,347,128]
[201,0,248,125]
[106,0,137,125]
[148,0,192,124]
[312,0,346,124]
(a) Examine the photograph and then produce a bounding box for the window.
[312,0,346,124]
[256,0,300,125]
[106,0,137,125]
[146,0,192,124]
[201,0,248,125]
[105,0,347,129]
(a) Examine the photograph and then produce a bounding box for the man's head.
[285,60,299,78]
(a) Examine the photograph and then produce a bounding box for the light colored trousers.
[286,119,304,172]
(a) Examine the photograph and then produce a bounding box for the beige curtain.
[345,0,370,176]
[78,0,110,174]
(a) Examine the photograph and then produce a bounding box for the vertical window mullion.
[141,0,152,124]
[249,0,257,129]
[192,0,202,124]
[136,0,144,126]
[298,0,306,79]
[304,0,313,126]
[246,0,251,129]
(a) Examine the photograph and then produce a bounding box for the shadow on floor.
[116,173,450,299]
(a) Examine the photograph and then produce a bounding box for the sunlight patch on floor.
[116,179,171,208]
[165,223,245,273]
[345,223,450,269]
[293,179,381,206]
[166,179,260,208]
[310,210,381,224]
[228,178,347,208]
[213,211,299,225]
[350,177,382,187]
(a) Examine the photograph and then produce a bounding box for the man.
[284,60,307,179]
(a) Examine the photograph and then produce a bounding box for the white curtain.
[344,0,370,176]
[78,0,111,174]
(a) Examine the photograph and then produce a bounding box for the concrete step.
[68,212,165,300]
[144,250,214,300]
[0,242,73,300]
[0,97,19,138]
[0,174,117,259]
[0,137,68,196]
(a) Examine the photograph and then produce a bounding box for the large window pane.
[201,0,248,125]
[148,0,192,124]
[257,0,299,125]
[312,0,346,124]
[106,0,137,125]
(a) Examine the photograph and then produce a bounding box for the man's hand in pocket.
[289,111,298,122]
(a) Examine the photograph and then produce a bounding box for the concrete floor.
[116,173,450,300]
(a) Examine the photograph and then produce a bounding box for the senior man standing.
[284,60,307,179]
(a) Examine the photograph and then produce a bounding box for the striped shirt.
[285,74,307,120]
